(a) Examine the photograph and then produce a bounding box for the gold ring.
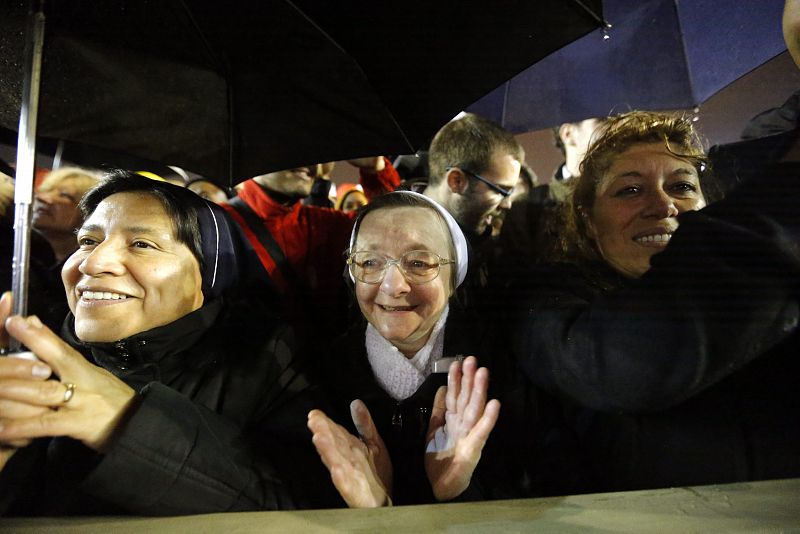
[62,382,76,404]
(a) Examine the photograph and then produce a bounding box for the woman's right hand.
[307,400,392,508]
[0,292,138,454]
[0,292,54,469]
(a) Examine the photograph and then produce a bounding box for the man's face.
[253,166,316,198]
[453,151,520,235]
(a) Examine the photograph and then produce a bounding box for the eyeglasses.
[446,166,514,197]
[347,250,455,285]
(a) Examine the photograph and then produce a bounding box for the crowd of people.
[0,3,798,518]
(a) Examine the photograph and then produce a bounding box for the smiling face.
[454,150,521,235]
[62,192,204,342]
[354,206,453,357]
[587,142,707,278]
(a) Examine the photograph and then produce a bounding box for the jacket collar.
[61,299,224,381]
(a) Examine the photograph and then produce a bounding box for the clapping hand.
[424,356,500,501]
[308,399,392,507]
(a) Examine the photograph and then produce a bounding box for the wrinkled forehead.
[357,206,451,251]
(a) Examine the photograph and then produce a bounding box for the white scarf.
[365,305,450,401]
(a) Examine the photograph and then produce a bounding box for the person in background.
[17,167,102,329]
[186,177,232,204]
[0,171,336,515]
[33,167,101,263]
[551,118,606,183]
[511,110,800,492]
[335,185,368,213]
[303,162,336,208]
[222,157,400,345]
[423,114,524,311]
[424,114,523,241]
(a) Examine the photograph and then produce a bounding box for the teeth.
[82,290,128,300]
[635,233,671,244]
[381,305,412,312]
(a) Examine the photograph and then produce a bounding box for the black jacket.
[0,297,337,516]
[314,301,541,504]
[512,162,800,491]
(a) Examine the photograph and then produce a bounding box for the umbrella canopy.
[0,0,603,185]
[468,0,788,132]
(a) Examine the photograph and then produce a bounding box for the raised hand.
[308,400,392,508]
[0,292,137,453]
[424,356,500,501]
[0,292,53,468]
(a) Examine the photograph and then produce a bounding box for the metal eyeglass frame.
[445,166,514,197]
[346,250,455,285]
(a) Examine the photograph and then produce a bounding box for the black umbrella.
[0,0,603,184]
[0,0,603,338]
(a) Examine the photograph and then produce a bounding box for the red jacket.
[223,160,400,298]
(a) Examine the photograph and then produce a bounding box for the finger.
[0,378,69,407]
[4,315,86,378]
[446,360,462,415]
[350,400,378,443]
[0,292,11,348]
[309,410,364,466]
[0,408,81,441]
[0,397,52,419]
[462,367,490,428]
[426,386,447,440]
[464,399,501,452]
[456,356,477,412]
[0,357,52,380]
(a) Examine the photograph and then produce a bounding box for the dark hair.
[428,113,524,187]
[552,111,719,272]
[80,170,206,270]
[349,192,458,289]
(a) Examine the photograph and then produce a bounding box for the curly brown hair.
[550,111,718,272]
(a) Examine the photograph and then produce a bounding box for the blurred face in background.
[587,142,706,278]
[33,176,86,233]
[339,189,368,213]
[187,180,229,204]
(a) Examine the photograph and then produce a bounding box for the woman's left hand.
[0,309,137,452]
[424,356,500,501]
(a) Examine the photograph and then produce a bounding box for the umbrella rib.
[570,0,612,29]
[283,0,415,152]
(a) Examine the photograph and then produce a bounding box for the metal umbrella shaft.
[10,0,45,351]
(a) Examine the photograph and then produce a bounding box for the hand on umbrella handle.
[0,302,138,452]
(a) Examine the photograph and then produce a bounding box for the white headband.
[348,191,469,287]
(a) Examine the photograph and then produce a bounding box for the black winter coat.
[512,162,800,491]
[0,298,337,516]
[314,301,543,504]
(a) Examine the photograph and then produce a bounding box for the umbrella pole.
[10,0,45,351]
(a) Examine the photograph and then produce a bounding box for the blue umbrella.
[468,0,788,132]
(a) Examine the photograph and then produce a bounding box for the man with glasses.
[424,113,524,240]
[423,114,524,307]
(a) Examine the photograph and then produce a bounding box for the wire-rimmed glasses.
[347,250,454,284]
[445,166,514,197]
